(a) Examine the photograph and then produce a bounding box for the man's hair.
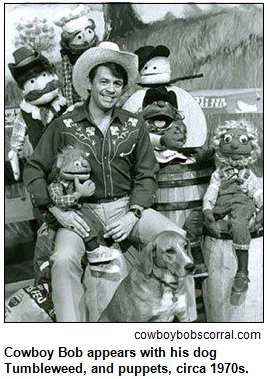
[89,62,128,87]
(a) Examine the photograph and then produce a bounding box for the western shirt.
[24,101,159,210]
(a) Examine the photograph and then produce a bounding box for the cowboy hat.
[72,42,138,100]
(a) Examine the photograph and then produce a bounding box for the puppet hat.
[8,47,52,89]
[73,42,138,100]
[143,86,178,109]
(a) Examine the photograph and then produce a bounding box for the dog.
[98,231,195,322]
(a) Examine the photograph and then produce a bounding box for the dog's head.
[140,231,194,289]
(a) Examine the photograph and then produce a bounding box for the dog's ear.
[140,242,156,276]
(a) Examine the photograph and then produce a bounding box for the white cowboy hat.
[73,42,138,100]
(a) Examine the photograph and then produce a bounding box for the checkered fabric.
[61,55,74,107]
[48,180,78,209]
[10,111,27,153]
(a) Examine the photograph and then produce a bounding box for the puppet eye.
[223,134,232,143]
[30,79,35,84]
[78,35,82,39]
[43,73,47,77]
[87,29,92,34]
[144,66,148,70]
[239,135,248,144]
[74,161,82,167]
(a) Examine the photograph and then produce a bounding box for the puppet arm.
[203,170,221,214]
[48,181,80,209]
[8,111,27,180]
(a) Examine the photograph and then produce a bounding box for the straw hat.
[72,42,138,100]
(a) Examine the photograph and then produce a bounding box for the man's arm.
[23,118,63,209]
[130,118,159,208]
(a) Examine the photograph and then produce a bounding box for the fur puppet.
[54,5,99,106]
[8,46,67,180]
[36,145,119,288]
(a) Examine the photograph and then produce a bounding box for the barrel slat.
[155,161,214,228]
[202,235,263,322]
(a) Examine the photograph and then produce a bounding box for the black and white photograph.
[4,2,263,323]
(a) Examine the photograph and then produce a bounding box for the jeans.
[50,197,195,322]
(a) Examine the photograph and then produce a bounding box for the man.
[24,42,196,322]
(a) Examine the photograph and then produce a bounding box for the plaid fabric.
[61,55,74,107]
[10,110,27,153]
[48,180,78,209]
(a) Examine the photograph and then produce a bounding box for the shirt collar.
[70,97,125,126]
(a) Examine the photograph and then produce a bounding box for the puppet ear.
[140,242,156,276]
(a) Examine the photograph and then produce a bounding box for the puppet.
[185,119,262,292]
[54,5,99,106]
[123,45,207,153]
[141,86,188,163]
[8,46,67,180]
[38,146,120,283]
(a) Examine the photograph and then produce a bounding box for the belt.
[84,194,130,204]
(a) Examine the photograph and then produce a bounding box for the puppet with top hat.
[122,45,207,158]
[8,46,67,181]
[54,5,99,107]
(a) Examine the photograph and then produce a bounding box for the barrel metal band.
[159,160,215,174]
[153,199,203,211]
[157,175,211,189]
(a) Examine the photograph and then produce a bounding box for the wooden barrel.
[202,231,263,322]
[154,159,215,228]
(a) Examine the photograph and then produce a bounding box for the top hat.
[8,47,52,89]
[134,45,170,71]
[12,47,39,67]
[73,42,138,100]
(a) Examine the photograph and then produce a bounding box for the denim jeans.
[50,197,196,322]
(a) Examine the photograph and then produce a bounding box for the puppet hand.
[160,123,186,151]
[75,178,96,198]
[203,210,221,238]
[8,150,20,181]
[65,101,84,113]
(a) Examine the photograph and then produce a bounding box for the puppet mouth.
[25,80,60,102]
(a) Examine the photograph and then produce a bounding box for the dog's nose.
[184,263,195,273]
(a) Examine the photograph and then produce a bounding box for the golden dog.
[98,231,194,322]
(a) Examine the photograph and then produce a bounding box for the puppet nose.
[231,140,239,149]
[157,101,166,108]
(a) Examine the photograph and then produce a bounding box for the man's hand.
[104,212,138,242]
[74,178,95,198]
[160,122,187,151]
[49,206,90,238]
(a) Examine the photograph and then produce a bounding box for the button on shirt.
[24,100,159,210]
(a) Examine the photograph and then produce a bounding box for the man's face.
[88,66,124,112]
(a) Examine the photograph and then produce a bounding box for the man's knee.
[51,244,85,270]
